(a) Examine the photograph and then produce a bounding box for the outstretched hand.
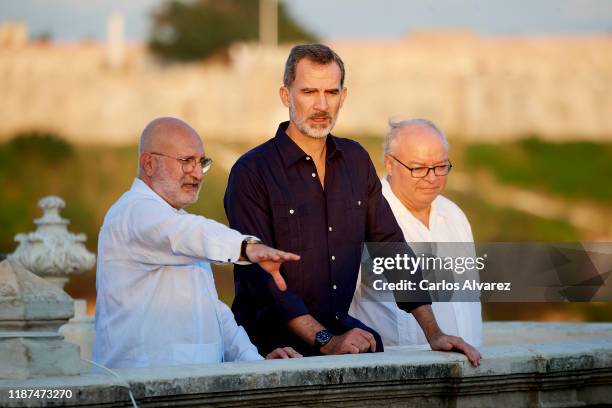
[429,333,481,367]
[245,243,300,291]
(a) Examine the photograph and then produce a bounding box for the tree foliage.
[149,0,318,62]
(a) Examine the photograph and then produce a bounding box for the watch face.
[315,330,333,346]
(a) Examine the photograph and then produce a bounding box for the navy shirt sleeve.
[224,161,310,323]
[363,152,432,313]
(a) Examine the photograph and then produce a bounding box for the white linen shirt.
[349,177,483,348]
[92,178,263,369]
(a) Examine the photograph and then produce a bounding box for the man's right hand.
[319,328,377,354]
[245,243,300,291]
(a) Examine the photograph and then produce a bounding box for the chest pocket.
[271,203,301,251]
[344,196,367,243]
[270,203,304,293]
[271,202,320,251]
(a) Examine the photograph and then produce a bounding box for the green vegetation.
[444,191,580,241]
[5,131,74,161]
[465,137,612,202]
[149,0,317,62]
[0,132,76,255]
[0,132,608,321]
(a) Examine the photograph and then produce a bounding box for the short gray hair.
[283,43,345,88]
[382,118,449,156]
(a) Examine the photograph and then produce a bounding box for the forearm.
[411,304,443,342]
[286,314,326,346]
[129,203,244,264]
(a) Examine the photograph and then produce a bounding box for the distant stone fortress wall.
[1,30,611,144]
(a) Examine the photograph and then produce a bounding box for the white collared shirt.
[349,177,483,348]
[92,178,263,369]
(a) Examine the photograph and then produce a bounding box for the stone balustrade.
[0,322,611,407]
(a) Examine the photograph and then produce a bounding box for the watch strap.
[240,237,262,262]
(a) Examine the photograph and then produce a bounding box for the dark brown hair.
[283,43,345,88]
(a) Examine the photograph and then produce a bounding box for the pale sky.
[1,0,611,41]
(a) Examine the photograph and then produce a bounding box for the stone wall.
[1,32,611,144]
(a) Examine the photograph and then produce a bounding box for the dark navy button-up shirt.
[224,122,428,354]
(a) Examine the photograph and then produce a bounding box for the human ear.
[384,154,393,177]
[140,154,156,177]
[339,86,347,108]
[279,86,290,108]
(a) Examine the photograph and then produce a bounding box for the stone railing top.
[483,321,612,345]
[1,322,611,407]
[0,332,63,339]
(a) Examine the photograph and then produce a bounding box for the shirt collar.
[130,178,186,214]
[274,121,343,168]
[381,176,445,225]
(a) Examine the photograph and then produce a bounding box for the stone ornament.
[0,259,73,332]
[9,196,96,288]
[0,258,80,379]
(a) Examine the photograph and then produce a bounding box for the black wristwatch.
[314,329,333,349]
[240,237,262,261]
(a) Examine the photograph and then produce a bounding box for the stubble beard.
[289,104,337,139]
[153,168,201,209]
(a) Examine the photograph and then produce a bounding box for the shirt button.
[333,284,337,290]
[289,209,294,215]
[311,172,316,178]
[357,200,362,206]
[306,156,311,161]
[328,226,333,232]
[331,255,335,261]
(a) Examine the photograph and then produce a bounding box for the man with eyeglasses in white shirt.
[349,118,483,349]
[93,117,302,369]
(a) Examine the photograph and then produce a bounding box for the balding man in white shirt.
[349,118,483,349]
[93,117,302,369]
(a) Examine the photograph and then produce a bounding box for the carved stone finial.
[0,259,74,332]
[0,260,80,379]
[35,196,68,227]
[9,196,96,288]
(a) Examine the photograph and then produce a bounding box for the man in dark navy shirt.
[225,44,481,366]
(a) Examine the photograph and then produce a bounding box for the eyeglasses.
[388,154,452,178]
[149,152,213,174]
